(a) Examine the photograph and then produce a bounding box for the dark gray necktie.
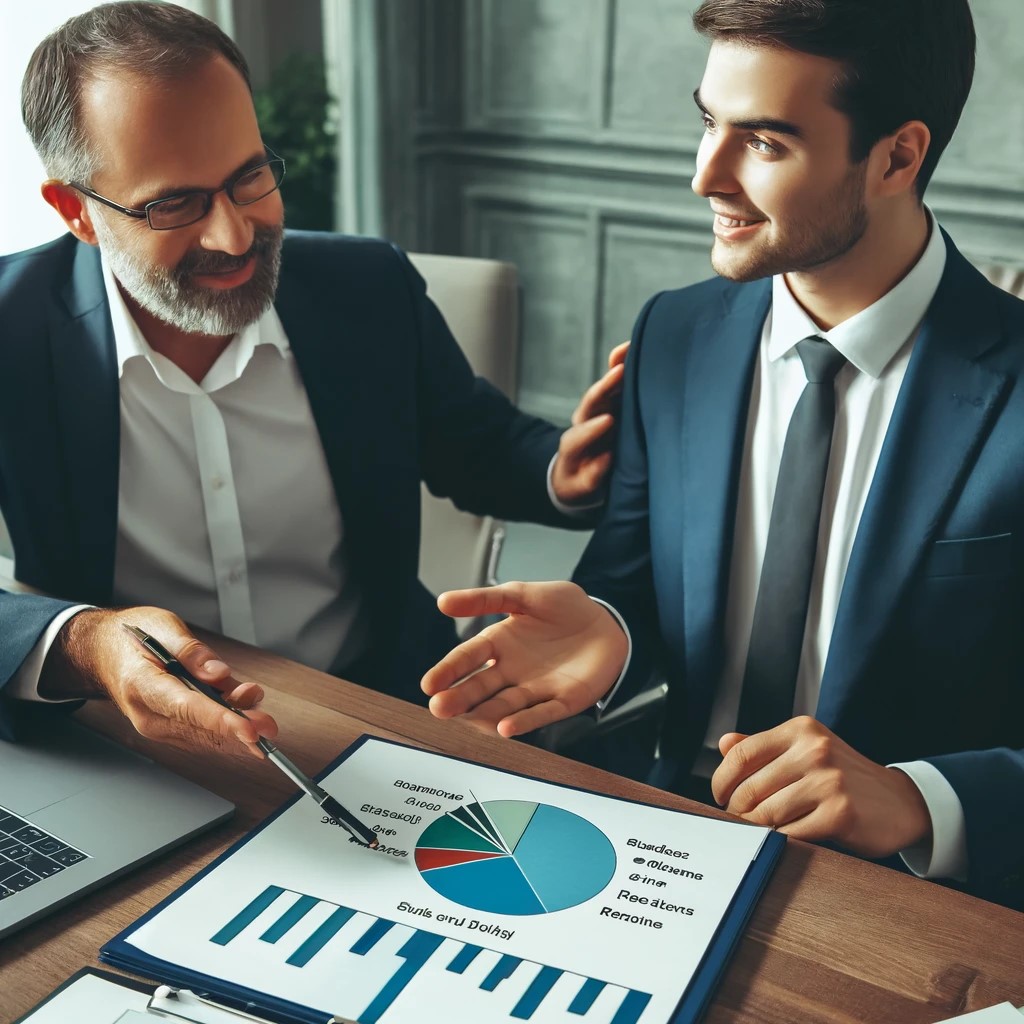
[737,336,846,736]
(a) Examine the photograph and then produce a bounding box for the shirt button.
[228,567,243,585]
[211,475,225,491]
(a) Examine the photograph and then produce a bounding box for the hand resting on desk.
[422,580,933,860]
[40,606,278,758]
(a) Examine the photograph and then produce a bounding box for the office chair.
[979,261,1024,300]
[408,252,520,637]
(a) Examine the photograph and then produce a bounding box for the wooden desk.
[1,632,1022,1024]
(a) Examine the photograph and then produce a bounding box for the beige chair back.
[408,252,520,631]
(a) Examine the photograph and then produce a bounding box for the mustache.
[175,225,283,278]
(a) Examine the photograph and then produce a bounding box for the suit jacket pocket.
[923,532,1013,578]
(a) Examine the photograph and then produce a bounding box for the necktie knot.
[796,336,845,384]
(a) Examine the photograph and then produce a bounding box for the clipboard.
[98,736,787,1024]
[11,967,359,1024]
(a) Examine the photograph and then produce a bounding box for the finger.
[421,634,497,695]
[126,663,263,749]
[559,415,616,465]
[712,730,788,807]
[497,698,575,738]
[428,665,509,718]
[436,582,534,620]
[564,452,613,494]
[718,732,747,757]
[453,683,549,734]
[607,340,630,369]
[730,771,816,825]
[223,680,265,709]
[571,365,625,425]
[774,806,837,844]
[173,635,233,688]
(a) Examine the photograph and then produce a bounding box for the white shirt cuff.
[888,760,968,882]
[546,454,604,517]
[588,597,632,714]
[5,606,92,703]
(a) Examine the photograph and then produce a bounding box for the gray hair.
[21,1,251,184]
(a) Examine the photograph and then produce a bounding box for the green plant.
[253,53,337,231]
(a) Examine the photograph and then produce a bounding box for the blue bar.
[611,990,652,1024]
[481,954,522,991]
[350,917,395,955]
[261,894,319,943]
[360,930,446,1024]
[448,944,482,974]
[287,906,356,967]
[511,965,563,1019]
[211,885,285,946]
[569,978,606,1014]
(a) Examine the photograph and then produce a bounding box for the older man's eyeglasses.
[67,148,286,231]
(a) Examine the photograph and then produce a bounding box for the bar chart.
[210,885,652,1023]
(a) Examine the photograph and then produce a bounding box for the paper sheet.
[14,974,149,1024]
[122,738,773,1024]
[935,1005,1024,1023]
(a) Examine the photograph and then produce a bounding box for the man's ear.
[41,181,99,246]
[872,120,931,200]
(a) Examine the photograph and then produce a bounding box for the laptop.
[0,715,234,939]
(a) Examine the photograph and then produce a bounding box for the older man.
[0,2,623,756]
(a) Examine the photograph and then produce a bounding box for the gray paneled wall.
[377,0,1024,424]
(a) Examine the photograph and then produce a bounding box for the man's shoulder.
[0,233,82,282]
[641,273,769,329]
[280,230,402,273]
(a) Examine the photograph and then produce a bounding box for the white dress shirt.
[9,254,369,697]
[610,213,967,880]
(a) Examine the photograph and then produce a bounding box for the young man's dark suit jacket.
[574,230,1024,908]
[0,231,569,737]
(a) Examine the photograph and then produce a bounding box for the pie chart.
[414,800,616,915]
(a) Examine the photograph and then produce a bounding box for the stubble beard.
[710,160,870,283]
[92,214,284,336]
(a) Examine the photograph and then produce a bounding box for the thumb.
[719,732,747,757]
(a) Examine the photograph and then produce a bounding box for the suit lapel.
[49,242,120,603]
[819,241,1010,721]
[273,257,367,523]
[680,280,770,715]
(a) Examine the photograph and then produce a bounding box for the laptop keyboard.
[0,805,88,900]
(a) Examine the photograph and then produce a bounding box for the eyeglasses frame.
[67,147,286,231]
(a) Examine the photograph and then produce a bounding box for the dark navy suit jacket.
[575,231,1024,906]
[0,231,569,731]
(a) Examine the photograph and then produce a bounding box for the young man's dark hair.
[21,1,251,184]
[691,0,976,199]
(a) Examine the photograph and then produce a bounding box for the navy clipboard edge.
[100,733,786,1024]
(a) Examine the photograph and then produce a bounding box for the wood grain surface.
[1,627,1021,1023]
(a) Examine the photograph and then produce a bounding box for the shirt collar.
[100,253,289,393]
[767,207,947,379]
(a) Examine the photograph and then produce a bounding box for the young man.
[423,0,1024,907]
[0,2,624,757]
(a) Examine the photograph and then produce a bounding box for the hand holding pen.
[39,607,376,845]
[41,607,279,756]
[122,622,378,847]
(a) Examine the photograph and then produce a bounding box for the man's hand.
[40,606,278,758]
[711,716,932,858]
[421,581,628,737]
[550,341,629,505]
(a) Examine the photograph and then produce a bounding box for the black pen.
[122,623,378,849]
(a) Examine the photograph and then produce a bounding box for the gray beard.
[92,216,283,336]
